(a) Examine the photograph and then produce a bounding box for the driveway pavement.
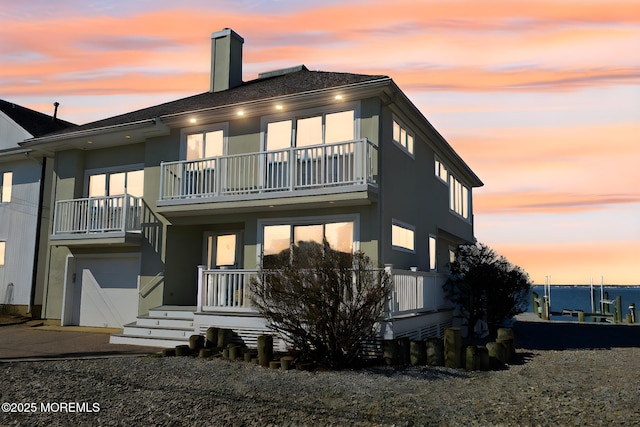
[0,321,162,362]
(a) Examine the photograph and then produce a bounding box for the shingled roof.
[0,100,77,137]
[58,67,389,135]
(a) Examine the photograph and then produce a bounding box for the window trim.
[392,117,415,158]
[260,102,360,151]
[181,122,229,160]
[0,241,5,267]
[391,219,416,253]
[434,155,448,184]
[448,174,471,221]
[84,163,144,198]
[428,235,437,271]
[1,171,12,203]
[257,214,360,265]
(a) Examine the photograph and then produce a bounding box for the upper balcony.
[157,138,379,215]
[51,194,144,246]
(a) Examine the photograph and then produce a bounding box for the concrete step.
[122,323,194,340]
[109,334,188,348]
[148,306,196,320]
[135,315,194,329]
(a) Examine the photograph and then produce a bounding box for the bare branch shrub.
[250,240,391,369]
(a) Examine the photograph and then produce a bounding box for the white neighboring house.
[0,100,76,317]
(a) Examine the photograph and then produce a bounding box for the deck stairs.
[109,306,197,348]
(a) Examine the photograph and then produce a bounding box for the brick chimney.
[210,28,244,93]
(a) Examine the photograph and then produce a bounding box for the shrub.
[444,242,531,337]
[250,240,391,369]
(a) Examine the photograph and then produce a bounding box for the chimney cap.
[211,28,244,43]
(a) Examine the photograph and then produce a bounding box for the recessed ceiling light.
[124,135,131,139]
[237,111,245,116]
[87,141,93,144]
[275,105,283,110]
[335,95,343,100]
[189,118,197,123]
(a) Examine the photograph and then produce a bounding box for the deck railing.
[53,194,142,235]
[197,266,257,312]
[196,266,450,316]
[388,268,451,315]
[160,138,378,201]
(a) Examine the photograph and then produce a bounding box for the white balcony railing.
[197,266,257,312]
[53,194,142,235]
[160,139,378,201]
[196,266,450,317]
[389,269,451,315]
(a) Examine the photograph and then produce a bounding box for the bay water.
[527,285,640,322]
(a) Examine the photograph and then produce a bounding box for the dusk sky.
[2,0,638,285]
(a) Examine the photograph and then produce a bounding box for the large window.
[1,171,12,203]
[186,129,224,160]
[262,220,354,268]
[435,158,471,220]
[435,157,448,182]
[392,220,415,252]
[204,232,239,269]
[449,175,470,219]
[265,109,355,151]
[393,119,414,156]
[429,236,437,271]
[87,168,144,198]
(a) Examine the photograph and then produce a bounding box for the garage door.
[70,255,139,328]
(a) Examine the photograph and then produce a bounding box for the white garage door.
[70,255,140,328]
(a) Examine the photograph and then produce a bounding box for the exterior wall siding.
[0,159,42,307]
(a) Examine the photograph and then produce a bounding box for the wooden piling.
[382,339,399,366]
[257,335,273,367]
[398,338,411,366]
[189,334,204,351]
[280,356,294,370]
[217,328,233,348]
[410,340,427,366]
[426,338,444,367]
[615,296,622,323]
[444,328,462,369]
[531,291,540,317]
[465,346,480,371]
[486,342,506,369]
[205,327,219,348]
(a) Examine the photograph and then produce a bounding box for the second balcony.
[157,139,379,215]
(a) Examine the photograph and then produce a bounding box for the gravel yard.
[1,346,639,426]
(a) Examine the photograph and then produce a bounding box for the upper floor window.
[429,236,437,271]
[1,172,12,203]
[0,241,5,266]
[87,168,144,198]
[435,157,471,220]
[392,220,415,252]
[435,157,448,182]
[449,175,470,220]
[265,109,355,151]
[393,119,414,156]
[186,128,225,160]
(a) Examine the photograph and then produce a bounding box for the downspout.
[28,157,47,316]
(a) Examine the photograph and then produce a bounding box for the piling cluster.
[382,327,516,371]
[160,326,517,372]
[160,327,304,371]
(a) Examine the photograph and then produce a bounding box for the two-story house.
[22,29,482,348]
[0,100,75,318]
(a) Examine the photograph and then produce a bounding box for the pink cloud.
[491,240,640,285]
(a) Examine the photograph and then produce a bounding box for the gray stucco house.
[0,100,75,317]
[22,29,482,348]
